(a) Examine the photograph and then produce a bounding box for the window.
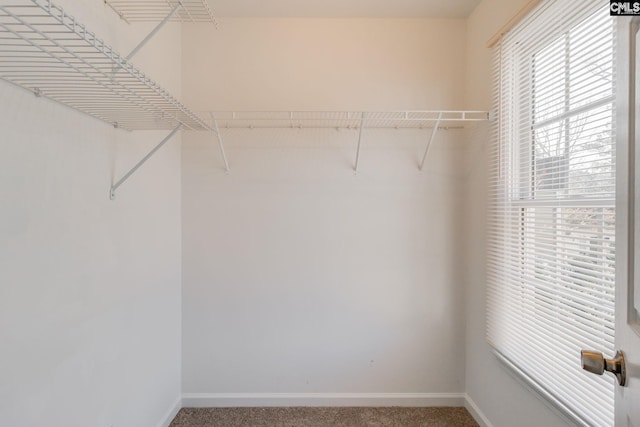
[487,1,616,426]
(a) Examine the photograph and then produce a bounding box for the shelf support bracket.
[124,1,183,62]
[419,112,442,171]
[110,124,182,200]
[210,112,230,172]
[354,112,366,172]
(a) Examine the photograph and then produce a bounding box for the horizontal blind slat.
[487,1,615,425]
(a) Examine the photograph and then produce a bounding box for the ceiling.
[206,0,482,19]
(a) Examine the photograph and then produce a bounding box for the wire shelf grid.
[0,0,211,131]
[209,110,490,130]
[105,0,216,24]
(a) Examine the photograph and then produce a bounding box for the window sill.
[492,349,589,427]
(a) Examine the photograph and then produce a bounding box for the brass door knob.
[581,350,626,386]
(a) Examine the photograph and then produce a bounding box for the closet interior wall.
[0,0,581,424]
[0,1,182,426]
[181,18,470,401]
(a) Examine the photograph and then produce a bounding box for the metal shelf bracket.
[110,124,182,200]
[354,112,366,172]
[419,112,442,171]
[126,1,182,61]
[210,112,230,172]
[204,110,490,172]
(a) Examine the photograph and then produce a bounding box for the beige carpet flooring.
[169,407,480,427]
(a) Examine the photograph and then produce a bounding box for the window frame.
[487,2,617,426]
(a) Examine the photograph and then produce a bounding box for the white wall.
[0,1,593,423]
[181,18,470,400]
[183,18,465,111]
[463,1,578,426]
[0,1,182,426]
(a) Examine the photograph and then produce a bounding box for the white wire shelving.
[207,110,491,172]
[105,0,216,24]
[209,110,489,130]
[0,0,214,199]
[0,0,211,132]
[0,0,491,192]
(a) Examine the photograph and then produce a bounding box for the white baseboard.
[464,394,494,427]
[181,393,466,408]
[157,396,182,427]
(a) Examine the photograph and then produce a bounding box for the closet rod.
[205,110,491,172]
[207,110,490,130]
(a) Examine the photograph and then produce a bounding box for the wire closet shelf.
[209,110,490,130]
[205,110,491,173]
[105,0,217,24]
[0,0,211,131]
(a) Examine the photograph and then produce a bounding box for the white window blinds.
[487,1,616,426]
